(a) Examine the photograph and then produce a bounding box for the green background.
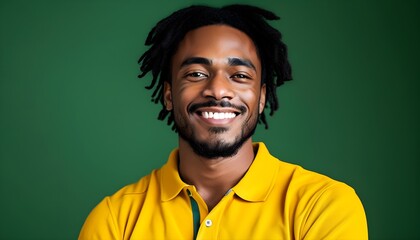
[1,0,419,239]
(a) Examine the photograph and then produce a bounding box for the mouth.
[193,107,242,126]
[189,100,245,125]
[198,111,239,120]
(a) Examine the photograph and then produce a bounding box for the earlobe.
[163,82,173,111]
[259,84,266,114]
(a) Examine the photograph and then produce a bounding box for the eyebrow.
[180,57,212,67]
[180,57,256,71]
[228,57,256,71]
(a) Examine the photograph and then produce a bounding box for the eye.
[184,71,208,81]
[231,73,252,82]
[232,74,249,79]
[188,72,207,77]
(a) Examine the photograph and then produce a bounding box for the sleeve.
[300,183,368,240]
[78,197,120,240]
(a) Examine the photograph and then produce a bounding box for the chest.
[127,191,293,240]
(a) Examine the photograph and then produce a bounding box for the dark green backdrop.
[1,0,419,239]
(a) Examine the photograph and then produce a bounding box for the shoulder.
[254,142,353,198]
[280,161,345,192]
[290,168,368,239]
[78,169,161,239]
[111,172,153,200]
[273,157,360,206]
[270,159,368,239]
[94,169,159,212]
[107,168,162,208]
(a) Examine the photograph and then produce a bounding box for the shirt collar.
[160,142,279,202]
[232,142,279,202]
[160,149,189,202]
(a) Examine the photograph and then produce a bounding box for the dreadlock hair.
[138,4,292,130]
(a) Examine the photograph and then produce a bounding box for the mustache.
[188,100,247,114]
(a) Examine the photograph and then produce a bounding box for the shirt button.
[205,219,212,227]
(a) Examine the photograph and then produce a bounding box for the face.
[164,25,266,158]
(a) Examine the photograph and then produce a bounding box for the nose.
[201,73,235,100]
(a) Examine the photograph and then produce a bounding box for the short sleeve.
[300,183,368,240]
[78,197,120,240]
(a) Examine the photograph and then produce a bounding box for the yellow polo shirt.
[79,142,368,239]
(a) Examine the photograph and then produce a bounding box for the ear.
[259,84,266,114]
[163,81,173,111]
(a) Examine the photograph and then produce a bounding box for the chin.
[175,114,258,159]
[189,138,245,159]
[182,128,253,159]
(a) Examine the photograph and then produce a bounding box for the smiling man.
[169,25,263,163]
[79,5,368,240]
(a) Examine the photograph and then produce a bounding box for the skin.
[164,25,266,210]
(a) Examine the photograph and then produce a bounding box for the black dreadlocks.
[138,4,292,130]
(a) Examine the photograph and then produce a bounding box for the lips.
[189,100,245,124]
[189,100,246,115]
[194,106,241,125]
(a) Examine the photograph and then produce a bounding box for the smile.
[201,111,237,120]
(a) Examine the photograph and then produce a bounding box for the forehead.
[172,24,260,69]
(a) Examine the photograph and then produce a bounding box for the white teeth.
[202,112,236,119]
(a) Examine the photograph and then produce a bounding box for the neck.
[178,138,255,210]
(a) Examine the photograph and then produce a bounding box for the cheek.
[172,86,198,112]
[239,88,261,111]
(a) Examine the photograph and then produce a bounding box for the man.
[79,4,368,239]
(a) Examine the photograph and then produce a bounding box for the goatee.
[179,125,257,159]
[174,100,258,159]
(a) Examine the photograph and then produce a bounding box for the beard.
[173,100,259,159]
